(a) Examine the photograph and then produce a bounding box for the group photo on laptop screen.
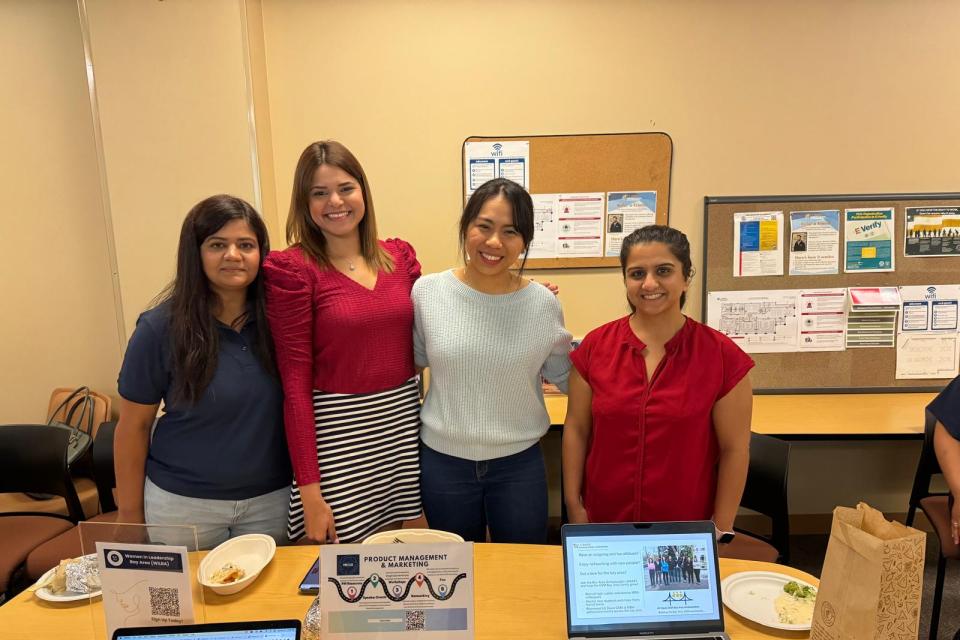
[562,522,725,639]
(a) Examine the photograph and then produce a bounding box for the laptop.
[112,620,301,640]
[562,521,728,640]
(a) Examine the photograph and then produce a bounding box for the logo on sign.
[337,554,360,576]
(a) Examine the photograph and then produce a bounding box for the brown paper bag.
[811,502,925,640]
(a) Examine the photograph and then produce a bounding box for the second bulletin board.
[462,132,672,269]
[703,193,960,393]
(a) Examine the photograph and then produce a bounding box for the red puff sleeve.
[383,237,422,283]
[262,249,321,486]
[717,334,755,399]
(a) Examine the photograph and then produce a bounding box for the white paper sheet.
[526,193,559,259]
[797,288,847,351]
[706,289,798,353]
[556,193,604,257]
[896,334,960,379]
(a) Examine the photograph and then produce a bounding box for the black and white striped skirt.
[287,377,422,543]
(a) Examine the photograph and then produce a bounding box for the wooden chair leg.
[929,553,946,640]
[905,505,917,527]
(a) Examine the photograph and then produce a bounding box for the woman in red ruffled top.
[263,141,422,544]
[562,225,754,537]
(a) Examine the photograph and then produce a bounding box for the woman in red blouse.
[561,225,753,536]
[263,141,422,544]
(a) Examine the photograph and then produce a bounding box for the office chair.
[0,424,86,602]
[25,421,120,581]
[906,411,948,527]
[720,432,791,564]
[906,411,958,640]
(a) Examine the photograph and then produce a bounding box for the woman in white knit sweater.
[412,178,572,543]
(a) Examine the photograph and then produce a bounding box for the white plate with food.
[33,562,102,602]
[721,571,818,631]
[198,533,276,595]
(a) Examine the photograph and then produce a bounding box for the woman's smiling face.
[463,194,526,278]
[623,241,688,316]
[307,163,366,240]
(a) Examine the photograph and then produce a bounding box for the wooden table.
[546,392,935,439]
[2,544,817,639]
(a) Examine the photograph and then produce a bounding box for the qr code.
[405,610,425,631]
[148,586,180,617]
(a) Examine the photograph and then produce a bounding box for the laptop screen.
[113,620,300,640]
[562,522,724,637]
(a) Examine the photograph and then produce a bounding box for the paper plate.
[33,566,102,602]
[721,570,817,631]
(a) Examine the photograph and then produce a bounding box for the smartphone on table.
[298,558,320,594]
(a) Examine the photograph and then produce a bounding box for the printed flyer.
[604,191,657,257]
[733,211,784,277]
[96,542,194,640]
[844,208,895,272]
[904,206,960,257]
[788,210,840,275]
[320,542,474,639]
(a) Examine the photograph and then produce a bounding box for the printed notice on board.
[97,542,194,640]
[463,141,530,197]
[556,193,605,257]
[733,211,784,277]
[904,206,960,257]
[706,289,798,353]
[604,191,657,256]
[797,288,847,351]
[526,194,559,259]
[844,208,895,272]
[896,284,960,379]
[789,210,840,275]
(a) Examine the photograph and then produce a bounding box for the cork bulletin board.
[462,132,672,269]
[703,193,960,393]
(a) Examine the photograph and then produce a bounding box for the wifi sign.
[491,143,503,157]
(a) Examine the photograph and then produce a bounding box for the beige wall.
[0,2,120,424]
[84,0,262,335]
[260,0,960,337]
[257,0,957,515]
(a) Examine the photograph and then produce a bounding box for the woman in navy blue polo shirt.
[114,195,291,549]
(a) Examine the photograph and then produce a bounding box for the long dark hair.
[153,195,275,405]
[619,225,694,309]
[286,140,394,272]
[459,178,535,276]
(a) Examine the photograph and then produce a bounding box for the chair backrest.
[738,432,791,560]
[0,424,85,522]
[906,410,945,526]
[92,420,118,513]
[47,387,112,439]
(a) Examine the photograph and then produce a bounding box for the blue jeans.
[419,442,547,544]
[144,477,290,550]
